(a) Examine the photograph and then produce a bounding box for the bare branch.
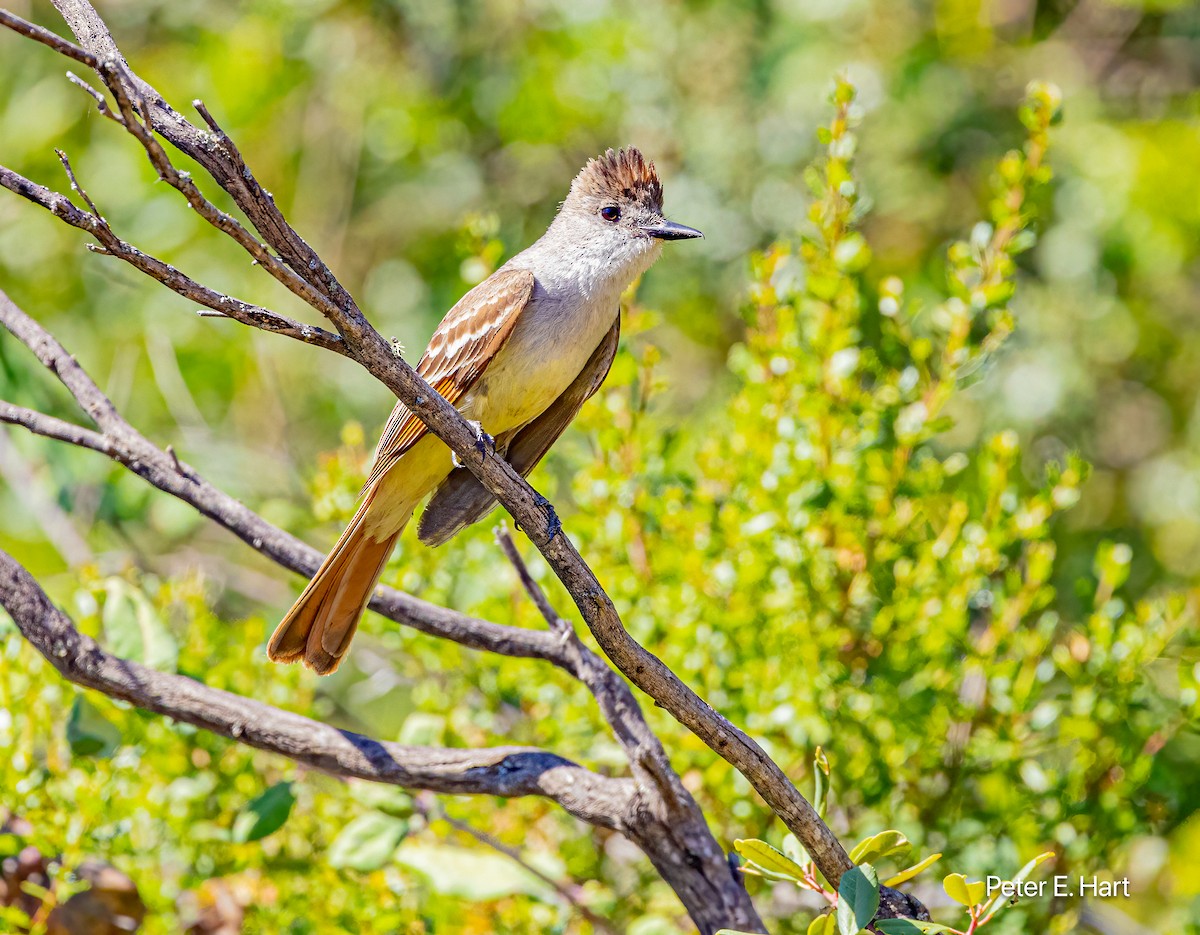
[45,0,363,321]
[0,8,350,321]
[93,60,342,316]
[191,99,224,136]
[55,149,101,217]
[496,523,571,637]
[0,547,634,830]
[0,164,348,356]
[0,402,112,455]
[65,70,121,123]
[0,9,95,66]
[0,288,766,933]
[3,3,932,920]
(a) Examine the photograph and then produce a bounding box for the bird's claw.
[452,421,495,468]
[534,492,562,540]
[473,421,497,456]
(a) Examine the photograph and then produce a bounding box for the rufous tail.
[267,488,400,675]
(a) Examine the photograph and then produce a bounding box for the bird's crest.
[571,147,663,210]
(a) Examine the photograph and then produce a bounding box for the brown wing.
[362,268,536,491]
[417,313,621,546]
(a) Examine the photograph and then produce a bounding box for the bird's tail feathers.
[267,488,400,675]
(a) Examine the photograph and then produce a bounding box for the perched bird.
[268,147,702,674]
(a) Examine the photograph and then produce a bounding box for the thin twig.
[191,99,223,136]
[0,164,349,356]
[55,148,103,218]
[95,63,339,317]
[0,10,96,66]
[165,444,184,475]
[66,71,122,124]
[432,799,623,935]
[495,523,571,637]
[0,402,113,455]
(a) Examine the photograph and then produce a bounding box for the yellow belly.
[360,434,453,540]
[465,310,615,435]
[362,306,617,541]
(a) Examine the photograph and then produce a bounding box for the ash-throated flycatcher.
[268,147,701,674]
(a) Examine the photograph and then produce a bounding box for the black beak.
[641,219,704,241]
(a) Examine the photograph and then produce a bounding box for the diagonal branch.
[0,287,737,895]
[0,546,634,830]
[0,298,765,932]
[45,0,362,318]
[0,403,111,456]
[0,3,928,921]
[0,8,94,65]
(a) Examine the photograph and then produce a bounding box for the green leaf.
[232,782,295,843]
[943,872,985,907]
[813,746,830,819]
[883,852,942,887]
[848,830,910,865]
[837,863,880,935]
[103,579,178,672]
[1008,229,1037,254]
[395,842,556,901]
[352,783,416,818]
[734,838,807,881]
[328,812,408,871]
[807,913,837,935]
[397,712,445,746]
[875,921,957,934]
[1011,851,1055,887]
[66,696,121,758]
[783,833,812,869]
[980,851,1055,918]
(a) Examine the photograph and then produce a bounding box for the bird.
[267,147,703,674]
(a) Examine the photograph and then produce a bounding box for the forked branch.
[0,547,635,830]
[0,1,931,924]
[0,286,762,933]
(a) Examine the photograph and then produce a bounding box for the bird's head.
[557,147,702,273]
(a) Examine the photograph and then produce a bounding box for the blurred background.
[4,0,1200,585]
[1,0,1198,933]
[3,0,1200,583]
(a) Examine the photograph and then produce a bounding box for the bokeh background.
[1,0,1197,933]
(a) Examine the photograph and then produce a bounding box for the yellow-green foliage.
[3,6,1199,934]
[4,79,1197,935]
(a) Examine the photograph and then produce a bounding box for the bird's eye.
[600,205,620,222]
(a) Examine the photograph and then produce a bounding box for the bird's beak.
[640,219,704,241]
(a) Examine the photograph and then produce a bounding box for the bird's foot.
[452,421,496,468]
[534,491,562,540]
[472,421,497,456]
